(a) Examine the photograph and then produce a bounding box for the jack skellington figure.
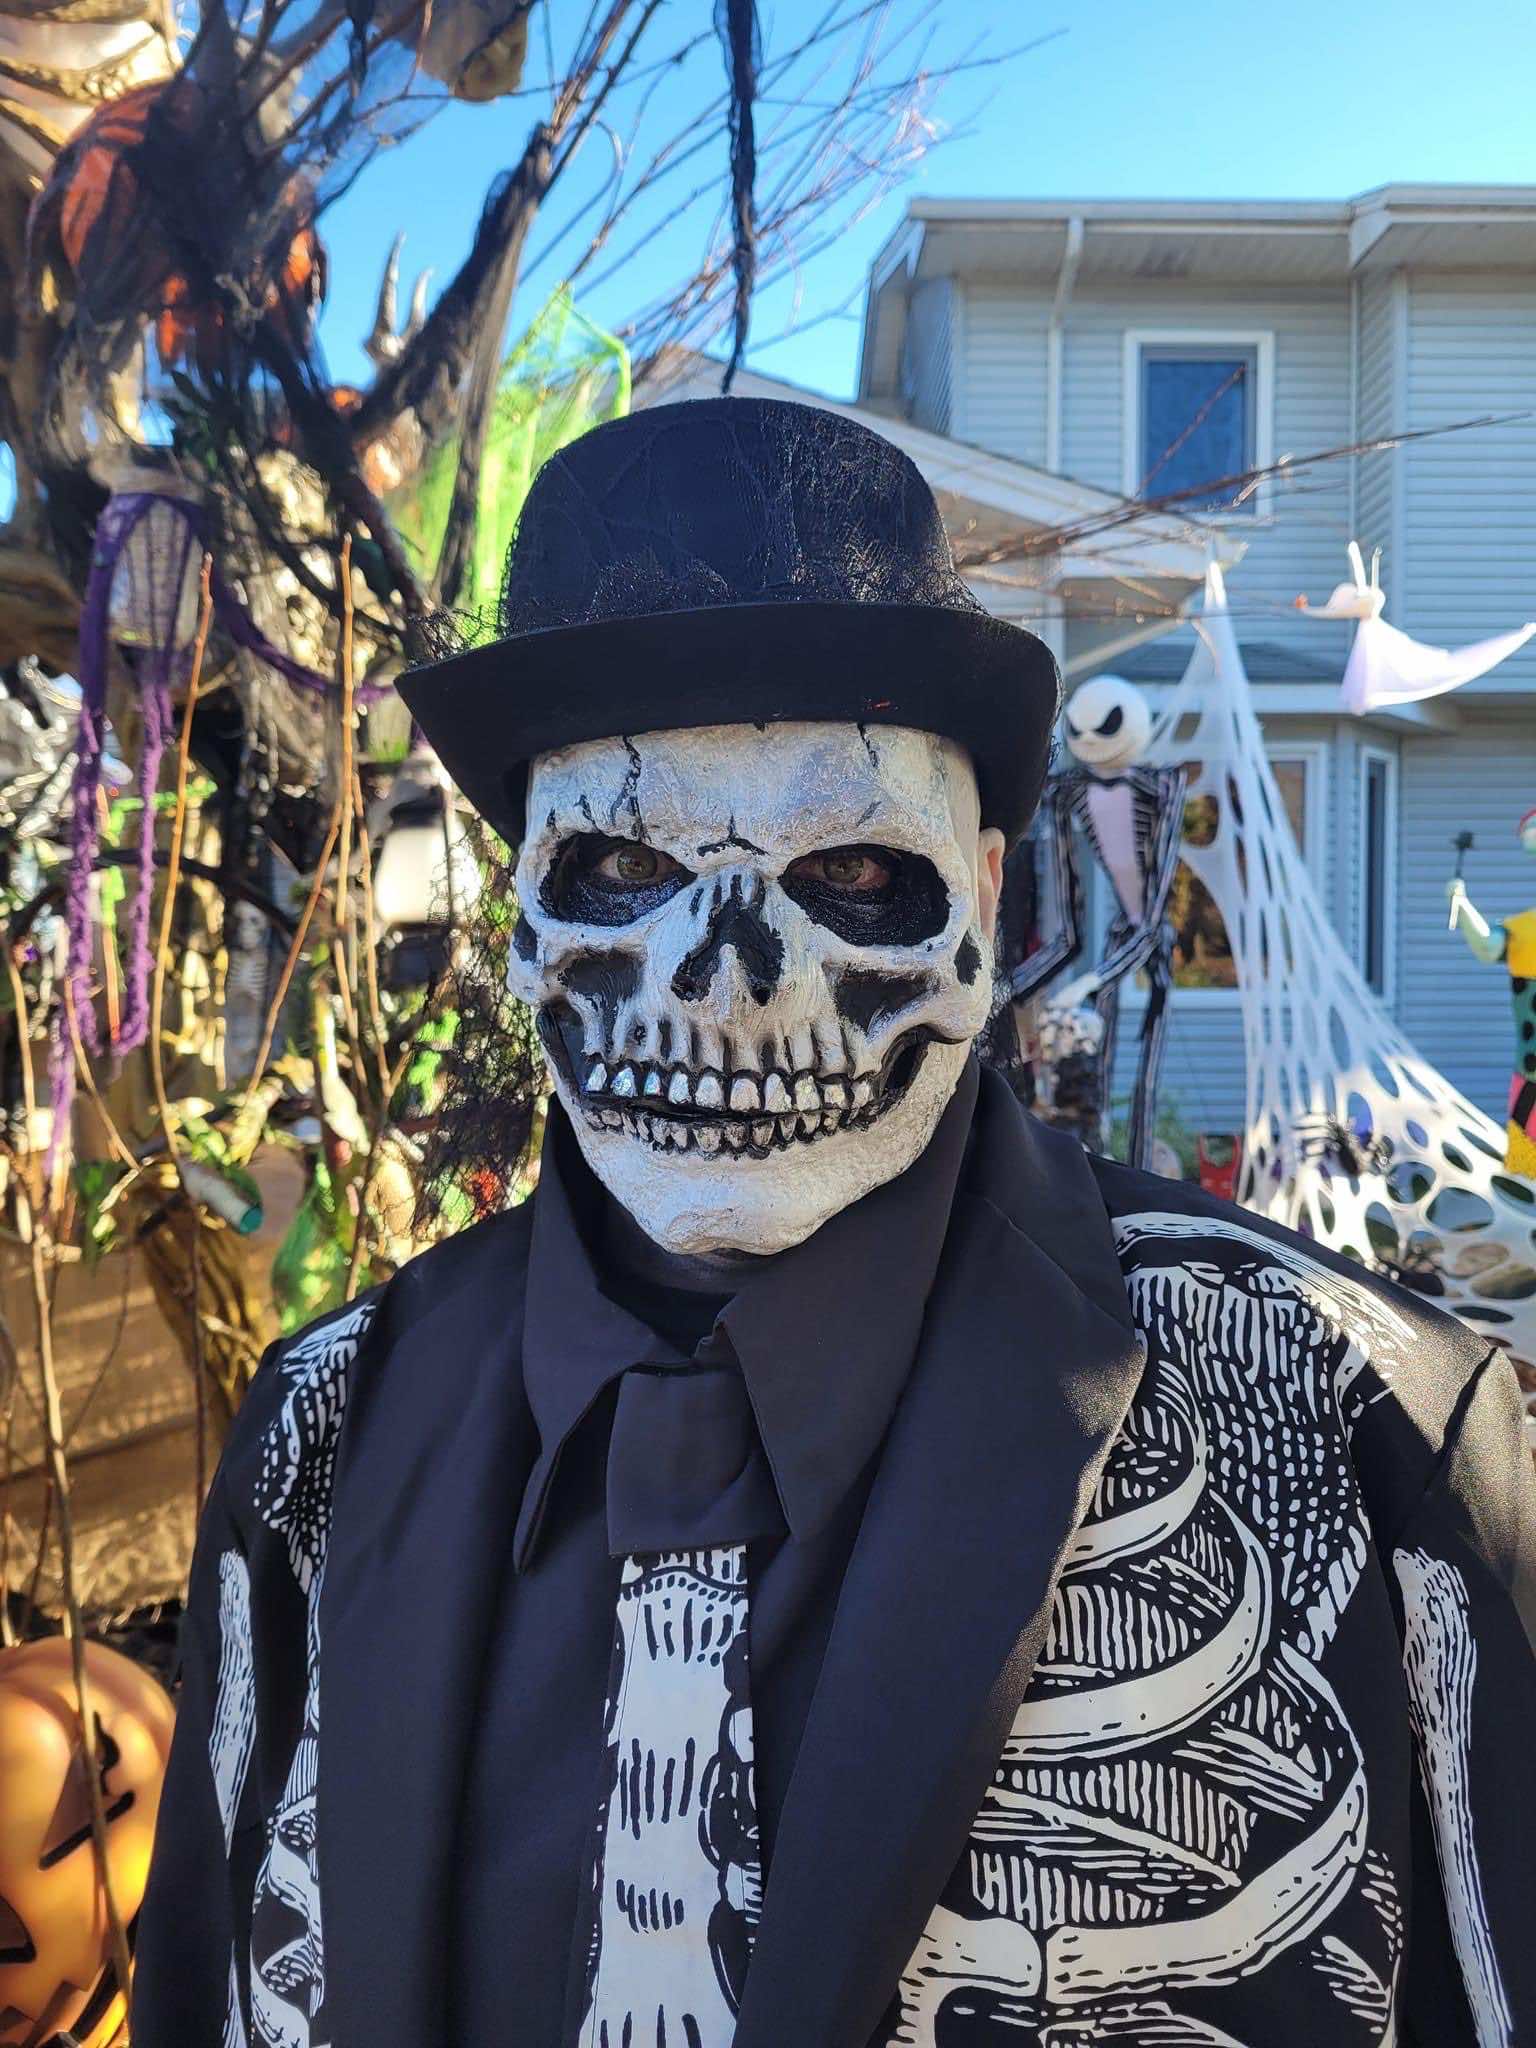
[135,398,1536,2048]
[1013,674,1186,1168]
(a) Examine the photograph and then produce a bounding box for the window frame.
[1357,742,1399,1002]
[1120,736,1330,1010]
[1121,328,1276,518]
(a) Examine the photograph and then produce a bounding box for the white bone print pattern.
[244,1297,375,2048]
[578,1547,761,2048]
[1394,1548,1512,2048]
[889,1213,1405,2045]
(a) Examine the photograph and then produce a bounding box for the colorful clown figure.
[1447,806,1536,1175]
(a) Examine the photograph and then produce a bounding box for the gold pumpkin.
[0,1637,174,2047]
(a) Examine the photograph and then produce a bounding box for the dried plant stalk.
[147,560,215,1512]
[6,963,135,2004]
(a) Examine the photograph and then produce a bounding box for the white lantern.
[371,752,481,927]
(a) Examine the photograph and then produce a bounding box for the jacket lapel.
[317,1210,539,2048]
[734,1073,1147,2048]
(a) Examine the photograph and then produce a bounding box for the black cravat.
[605,1360,786,1556]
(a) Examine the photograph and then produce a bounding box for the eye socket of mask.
[780,843,949,946]
[544,833,694,925]
[1095,705,1125,737]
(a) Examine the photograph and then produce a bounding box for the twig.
[64,984,145,1183]
[344,1042,415,1301]
[352,778,392,1103]
[147,560,214,1514]
[239,808,342,1109]
[7,965,135,2003]
[3,945,41,1220]
[332,536,361,1048]
[0,1308,18,1645]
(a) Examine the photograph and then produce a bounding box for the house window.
[1124,331,1273,515]
[1359,746,1398,997]
[1165,749,1323,993]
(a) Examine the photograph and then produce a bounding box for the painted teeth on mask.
[578,1049,928,1153]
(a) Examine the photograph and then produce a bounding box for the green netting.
[388,286,631,630]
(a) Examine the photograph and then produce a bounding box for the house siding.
[1354,273,1398,601]
[1058,286,1355,662]
[949,280,1357,667]
[1399,272,1536,684]
[953,281,1049,463]
[1396,703,1536,1118]
[883,222,1536,1147]
[901,277,955,435]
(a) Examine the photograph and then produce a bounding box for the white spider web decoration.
[1147,566,1536,1406]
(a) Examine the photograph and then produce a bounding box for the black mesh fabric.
[497,398,987,634]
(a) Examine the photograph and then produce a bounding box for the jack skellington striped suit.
[1013,761,1187,1168]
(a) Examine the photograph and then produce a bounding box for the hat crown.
[499,396,982,636]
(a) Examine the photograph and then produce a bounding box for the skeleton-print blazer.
[133,1068,1536,2048]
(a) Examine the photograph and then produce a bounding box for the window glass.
[1166,756,1309,992]
[1362,753,1390,994]
[1139,346,1256,511]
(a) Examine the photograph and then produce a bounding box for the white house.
[645,184,1536,1142]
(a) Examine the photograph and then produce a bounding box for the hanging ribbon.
[49,490,386,1156]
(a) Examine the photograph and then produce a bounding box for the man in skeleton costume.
[134,399,1536,2048]
[1013,674,1187,1169]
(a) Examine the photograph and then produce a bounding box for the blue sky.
[322,0,1536,401]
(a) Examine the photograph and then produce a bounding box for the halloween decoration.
[0,0,176,187]
[1447,807,1536,1176]
[51,481,340,1159]
[513,720,997,1255]
[0,1636,174,2047]
[1011,675,1187,1168]
[1147,565,1536,1397]
[387,286,630,626]
[135,397,1536,2048]
[371,752,480,932]
[1298,542,1536,713]
[1027,1000,1105,1145]
[409,0,533,101]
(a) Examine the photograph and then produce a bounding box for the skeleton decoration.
[1012,676,1186,1170]
[510,720,999,1255]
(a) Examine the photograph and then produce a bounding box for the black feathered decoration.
[715,0,760,393]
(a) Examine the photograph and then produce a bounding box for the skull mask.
[510,721,997,1255]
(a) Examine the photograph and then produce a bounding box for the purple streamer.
[49,491,383,1166]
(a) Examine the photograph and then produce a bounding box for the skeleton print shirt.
[132,1067,1536,2048]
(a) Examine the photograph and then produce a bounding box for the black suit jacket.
[133,1071,1536,2047]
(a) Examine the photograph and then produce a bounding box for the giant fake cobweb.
[1148,566,1536,1406]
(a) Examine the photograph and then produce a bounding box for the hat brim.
[396,600,1060,849]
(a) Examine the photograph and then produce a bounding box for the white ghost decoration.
[1299,542,1536,714]
[510,721,998,1256]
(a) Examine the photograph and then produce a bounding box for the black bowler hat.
[397,396,1060,848]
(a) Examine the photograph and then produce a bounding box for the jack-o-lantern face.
[0,1639,174,2048]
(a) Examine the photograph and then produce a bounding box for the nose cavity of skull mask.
[513,723,995,1255]
[672,874,784,1004]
